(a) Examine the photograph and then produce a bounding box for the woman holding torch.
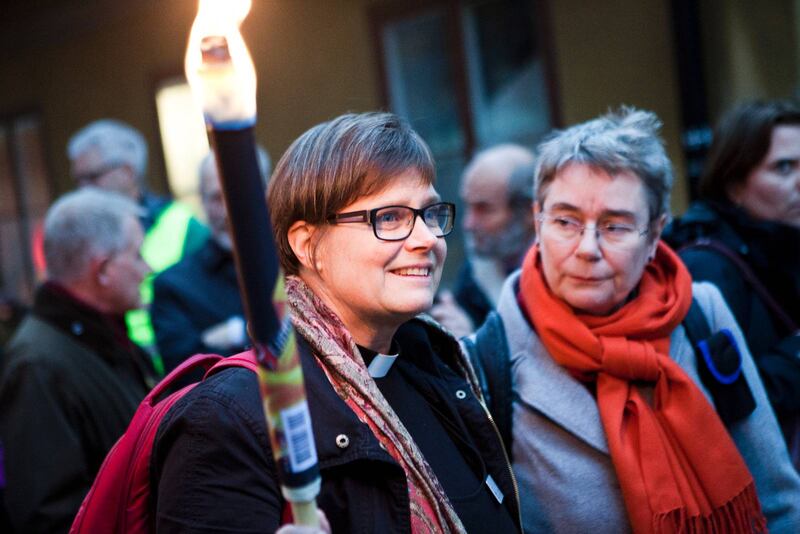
[152,112,521,533]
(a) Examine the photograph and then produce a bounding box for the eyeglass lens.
[539,214,644,249]
[374,203,454,240]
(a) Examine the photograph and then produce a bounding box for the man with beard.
[431,145,536,336]
[150,148,271,378]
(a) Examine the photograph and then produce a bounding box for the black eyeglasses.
[327,202,456,241]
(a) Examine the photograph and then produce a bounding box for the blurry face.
[536,164,660,316]
[71,148,139,200]
[99,216,150,314]
[732,125,800,228]
[201,160,232,250]
[304,173,447,334]
[460,169,515,257]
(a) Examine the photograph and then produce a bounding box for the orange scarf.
[519,241,766,533]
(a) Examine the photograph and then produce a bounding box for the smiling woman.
[152,112,521,533]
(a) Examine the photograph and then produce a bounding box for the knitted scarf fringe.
[651,473,767,533]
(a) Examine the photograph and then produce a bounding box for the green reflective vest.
[125,201,208,376]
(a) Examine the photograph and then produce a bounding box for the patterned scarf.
[519,242,766,533]
[285,276,467,534]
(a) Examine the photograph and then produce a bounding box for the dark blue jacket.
[151,237,247,376]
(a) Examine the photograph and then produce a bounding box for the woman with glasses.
[491,108,800,533]
[152,112,521,533]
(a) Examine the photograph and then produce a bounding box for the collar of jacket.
[32,282,133,364]
[296,315,480,465]
[296,331,401,469]
[497,272,611,454]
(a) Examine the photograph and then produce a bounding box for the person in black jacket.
[151,148,271,379]
[0,189,156,533]
[152,112,521,533]
[664,99,800,453]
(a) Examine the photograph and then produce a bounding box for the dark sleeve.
[151,273,209,375]
[0,359,91,533]
[153,375,283,533]
[681,248,800,413]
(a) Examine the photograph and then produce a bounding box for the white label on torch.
[280,400,318,473]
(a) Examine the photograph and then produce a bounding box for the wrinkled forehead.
[541,164,649,216]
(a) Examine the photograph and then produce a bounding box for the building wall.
[1,0,796,218]
[548,0,688,212]
[0,1,381,195]
[701,0,798,120]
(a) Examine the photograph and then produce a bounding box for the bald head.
[462,145,535,195]
[460,144,536,261]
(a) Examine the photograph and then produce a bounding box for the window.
[0,113,54,304]
[154,77,210,218]
[371,0,559,279]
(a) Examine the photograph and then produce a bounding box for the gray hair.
[44,188,142,282]
[67,119,148,182]
[534,107,673,222]
[199,145,272,196]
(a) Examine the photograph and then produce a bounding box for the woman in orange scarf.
[494,108,800,533]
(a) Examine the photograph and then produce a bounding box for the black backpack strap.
[463,311,514,457]
[683,297,756,426]
[680,239,799,333]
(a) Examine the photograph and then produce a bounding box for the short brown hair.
[700,99,800,200]
[267,112,436,274]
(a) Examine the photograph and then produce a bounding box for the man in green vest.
[67,119,208,375]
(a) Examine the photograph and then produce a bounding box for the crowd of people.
[0,99,799,533]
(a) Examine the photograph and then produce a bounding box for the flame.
[185,0,257,126]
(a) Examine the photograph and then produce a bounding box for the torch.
[185,0,321,527]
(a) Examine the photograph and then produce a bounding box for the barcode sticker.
[280,401,318,473]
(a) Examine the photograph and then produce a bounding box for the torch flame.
[185,0,257,126]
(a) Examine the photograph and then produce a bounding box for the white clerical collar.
[367,351,399,378]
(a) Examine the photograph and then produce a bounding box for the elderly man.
[151,148,272,377]
[0,189,156,533]
[67,119,208,373]
[431,144,536,335]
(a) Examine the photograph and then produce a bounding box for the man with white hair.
[67,119,208,373]
[431,144,536,335]
[151,148,273,378]
[0,188,156,533]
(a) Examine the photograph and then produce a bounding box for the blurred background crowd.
[0,1,799,533]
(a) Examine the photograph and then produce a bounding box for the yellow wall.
[1,0,796,214]
[0,1,380,195]
[701,0,798,119]
[548,0,688,212]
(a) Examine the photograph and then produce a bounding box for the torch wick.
[201,36,232,64]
